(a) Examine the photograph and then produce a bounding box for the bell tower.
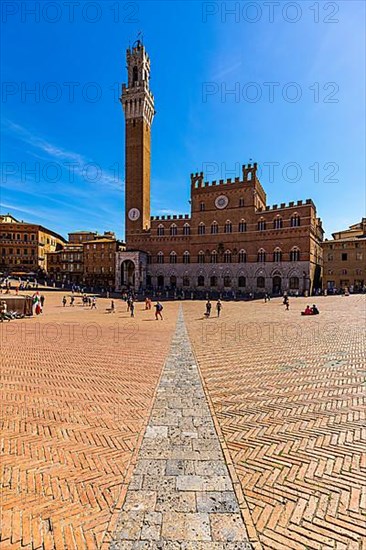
[121,40,155,241]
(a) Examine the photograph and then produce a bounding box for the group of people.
[0,300,24,322]
[62,295,97,309]
[204,299,222,318]
[302,304,320,316]
[30,291,45,315]
[125,296,163,319]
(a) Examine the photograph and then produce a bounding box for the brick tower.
[121,40,155,242]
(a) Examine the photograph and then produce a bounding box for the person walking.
[91,296,97,309]
[62,296,67,307]
[154,301,163,320]
[216,299,222,317]
[205,300,212,318]
[70,296,75,307]
[111,299,115,313]
[130,301,135,318]
[40,294,45,309]
[284,296,290,310]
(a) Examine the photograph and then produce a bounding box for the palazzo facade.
[116,42,323,295]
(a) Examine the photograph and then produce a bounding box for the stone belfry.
[121,40,155,241]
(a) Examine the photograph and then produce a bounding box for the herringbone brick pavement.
[184,296,366,550]
[0,292,178,549]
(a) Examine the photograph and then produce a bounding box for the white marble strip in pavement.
[110,307,253,549]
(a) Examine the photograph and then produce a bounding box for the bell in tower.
[121,39,155,242]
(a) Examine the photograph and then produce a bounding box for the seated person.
[311,304,320,315]
[301,305,313,315]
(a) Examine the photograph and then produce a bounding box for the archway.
[170,275,177,288]
[272,275,282,294]
[121,260,135,288]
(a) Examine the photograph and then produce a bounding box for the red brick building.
[47,231,122,289]
[116,41,323,294]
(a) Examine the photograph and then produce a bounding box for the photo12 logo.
[202,81,339,104]
[1,1,139,23]
[201,161,339,184]
[201,2,340,24]
[1,81,127,105]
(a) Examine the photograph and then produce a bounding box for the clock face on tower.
[128,208,140,221]
[215,195,229,209]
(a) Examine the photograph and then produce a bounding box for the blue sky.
[1,0,365,240]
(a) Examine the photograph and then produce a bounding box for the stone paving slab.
[111,308,253,549]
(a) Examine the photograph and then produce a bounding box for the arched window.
[224,276,231,287]
[170,224,177,236]
[147,253,152,264]
[170,251,177,264]
[157,275,164,288]
[198,222,206,235]
[197,275,205,287]
[198,251,205,264]
[274,217,283,229]
[211,222,218,234]
[210,275,218,287]
[183,223,190,236]
[257,249,266,262]
[238,250,247,263]
[258,219,266,231]
[224,220,232,234]
[238,276,246,288]
[291,214,300,227]
[132,66,138,85]
[211,250,218,264]
[183,251,190,264]
[183,276,190,287]
[157,224,164,236]
[224,250,232,263]
[273,248,282,262]
[157,251,164,264]
[239,220,247,232]
[239,198,245,207]
[290,247,300,261]
[257,276,265,288]
[289,277,299,290]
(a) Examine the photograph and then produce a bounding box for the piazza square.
[1,2,365,549]
[1,291,365,549]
